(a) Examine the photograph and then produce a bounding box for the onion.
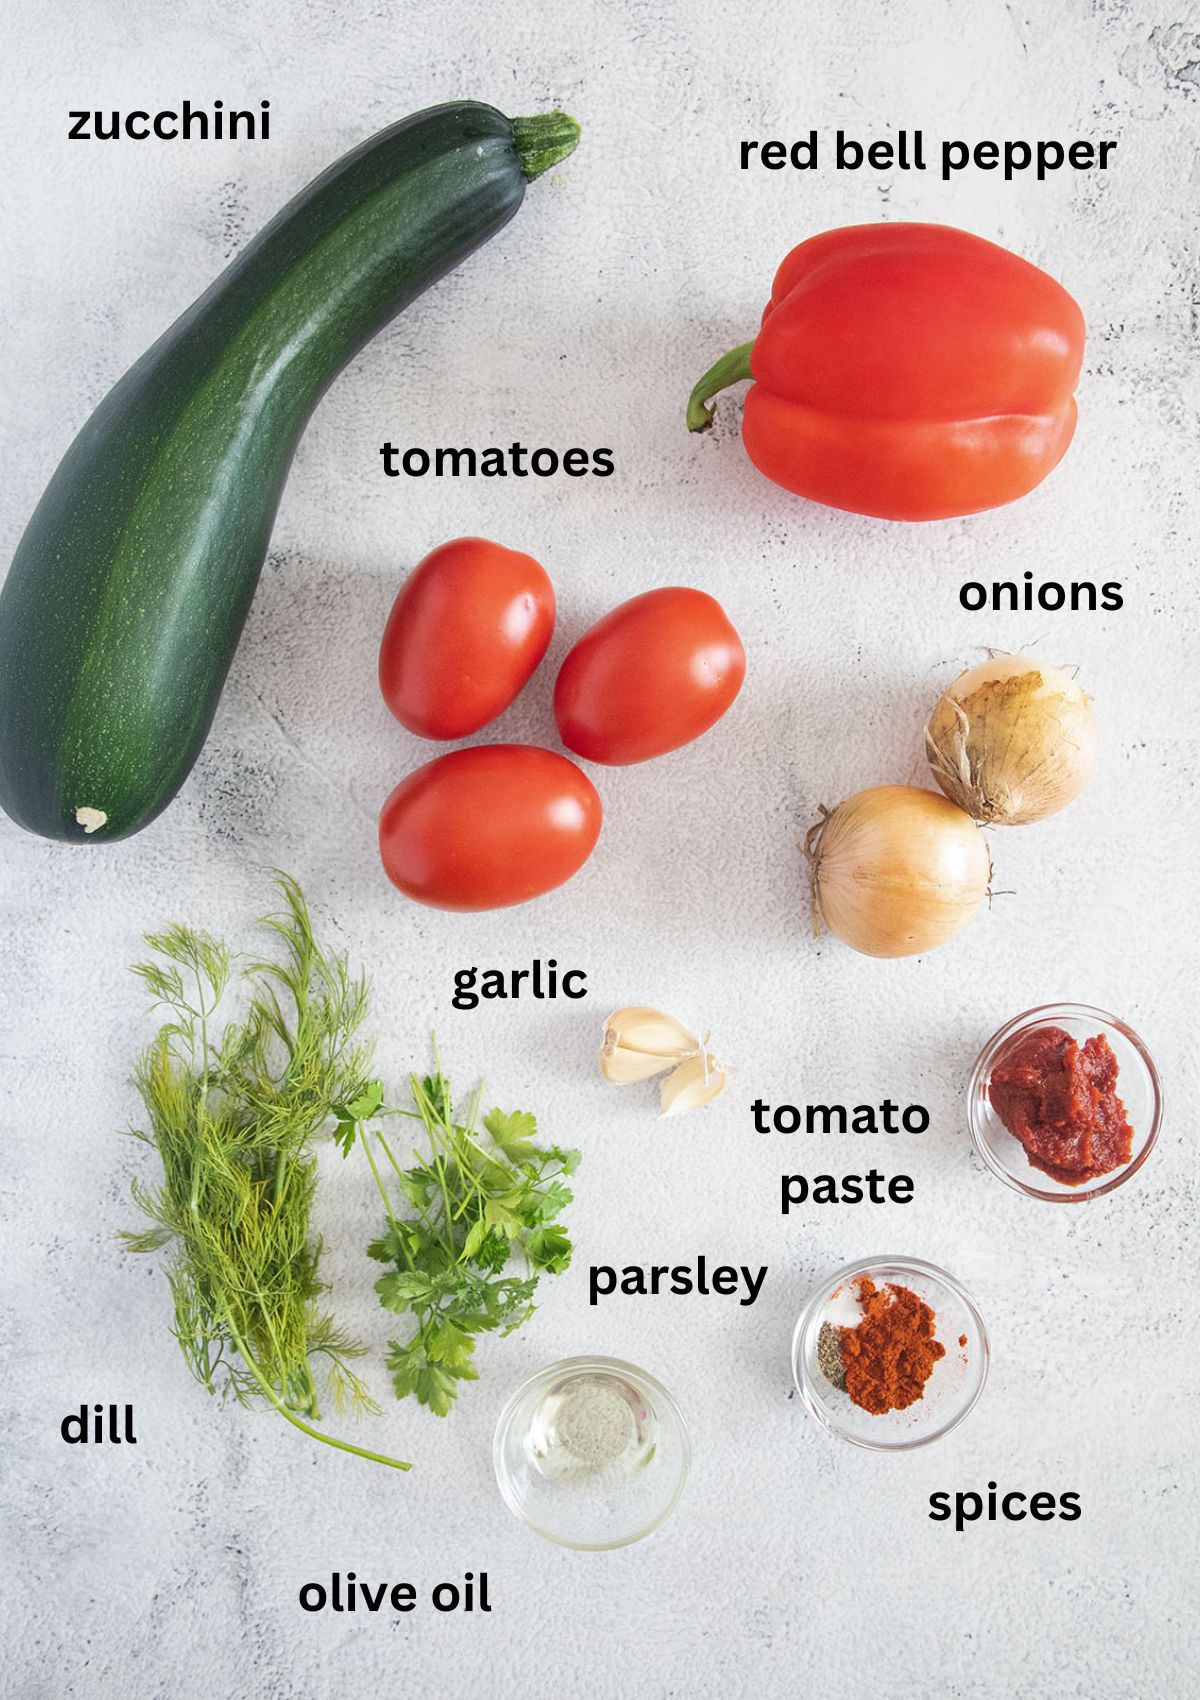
[925,655,1097,827]
[804,785,990,958]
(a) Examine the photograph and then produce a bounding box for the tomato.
[379,537,555,739]
[379,744,602,911]
[553,588,746,764]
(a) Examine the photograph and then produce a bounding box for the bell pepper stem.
[686,342,755,432]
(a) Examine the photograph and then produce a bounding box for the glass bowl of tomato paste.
[791,1256,989,1450]
[969,1003,1162,1201]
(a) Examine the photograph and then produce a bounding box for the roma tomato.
[554,588,745,764]
[379,744,601,911]
[379,537,555,739]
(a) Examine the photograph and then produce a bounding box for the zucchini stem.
[686,341,755,432]
[510,110,581,179]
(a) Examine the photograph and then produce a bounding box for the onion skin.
[925,656,1097,826]
[806,785,990,958]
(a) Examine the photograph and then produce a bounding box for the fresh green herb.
[341,1043,580,1418]
[122,874,410,1470]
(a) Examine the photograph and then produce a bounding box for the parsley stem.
[371,1124,408,1182]
[361,1132,417,1272]
[411,1073,458,1259]
[361,1127,397,1217]
[374,1125,444,1249]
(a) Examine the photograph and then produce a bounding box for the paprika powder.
[687,222,1085,521]
[838,1277,946,1414]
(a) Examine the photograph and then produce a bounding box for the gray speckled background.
[2,1,1198,1695]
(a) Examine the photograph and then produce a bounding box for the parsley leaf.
[527,1224,573,1273]
[331,1078,386,1157]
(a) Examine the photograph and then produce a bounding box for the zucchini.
[0,102,579,842]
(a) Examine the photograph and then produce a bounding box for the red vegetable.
[379,744,601,911]
[687,222,1086,521]
[554,588,745,765]
[378,537,555,739]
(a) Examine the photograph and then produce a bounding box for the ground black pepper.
[817,1320,847,1391]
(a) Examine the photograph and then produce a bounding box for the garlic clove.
[600,1006,698,1083]
[605,1006,698,1055]
[658,1051,729,1118]
[601,1045,681,1083]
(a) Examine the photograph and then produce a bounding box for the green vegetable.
[0,102,580,843]
[122,874,410,1470]
[341,1045,579,1417]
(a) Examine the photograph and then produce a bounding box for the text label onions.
[805,785,990,958]
[925,655,1097,826]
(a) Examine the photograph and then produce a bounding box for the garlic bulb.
[925,655,1098,826]
[600,1007,698,1083]
[805,785,990,958]
[658,1051,729,1118]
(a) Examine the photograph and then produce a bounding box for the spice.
[989,1024,1133,1184]
[817,1321,847,1391]
[839,1278,945,1414]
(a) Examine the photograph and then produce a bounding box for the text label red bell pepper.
[687,223,1086,522]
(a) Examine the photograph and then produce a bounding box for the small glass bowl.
[792,1257,988,1450]
[968,1003,1162,1202]
[493,1356,689,1550]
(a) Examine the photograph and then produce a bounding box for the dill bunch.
[122,873,410,1470]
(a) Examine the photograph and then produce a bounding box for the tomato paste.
[990,1025,1133,1184]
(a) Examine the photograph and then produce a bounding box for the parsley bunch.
[339,1047,579,1417]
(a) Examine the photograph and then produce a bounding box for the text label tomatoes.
[379,537,555,739]
[554,587,745,764]
[379,744,602,911]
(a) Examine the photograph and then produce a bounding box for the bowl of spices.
[968,1003,1162,1201]
[792,1257,988,1450]
[493,1356,690,1549]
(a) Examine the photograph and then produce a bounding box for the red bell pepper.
[687,223,1085,522]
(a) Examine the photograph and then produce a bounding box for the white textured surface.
[2,1,1198,1695]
